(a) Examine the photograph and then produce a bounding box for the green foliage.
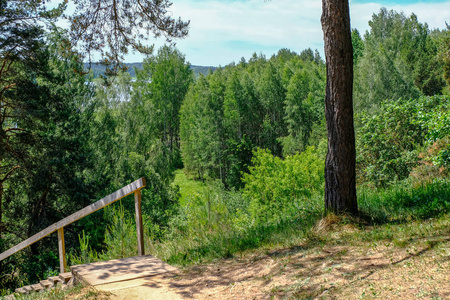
[180,51,326,188]
[68,231,99,265]
[414,96,450,142]
[354,8,446,112]
[134,45,193,169]
[180,73,226,182]
[101,205,138,259]
[437,23,450,87]
[359,179,450,224]
[69,204,141,264]
[356,99,424,186]
[23,251,58,284]
[242,147,324,224]
[280,57,325,155]
[0,28,97,291]
[181,183,229,234]
[257,62,287,156]
[356,95,450,187]
[432,141,450,168]
[86,46,188,233]
[352,29,364,65]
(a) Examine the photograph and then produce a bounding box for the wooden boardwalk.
[71,255,177,286]
[71,255,183,299]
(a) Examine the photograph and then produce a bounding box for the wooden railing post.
[0,178,146,267]
[57,228,67,273]
[134,189,144,256]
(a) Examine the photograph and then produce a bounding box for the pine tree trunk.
[0,181,3,240]
[321,0,358,215]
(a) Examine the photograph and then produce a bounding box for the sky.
[123,0,450,66]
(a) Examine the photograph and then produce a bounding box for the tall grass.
[70,175,449,269]
[358,178,450,224]
[148,192,324,266]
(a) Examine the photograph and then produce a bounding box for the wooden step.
[59,272,73,284]
[31,283,44,292]
[40,279,53,289]
[15,285,33,294]
[14,272,73,295]
[48,275,63,286]
[70,254,177,286]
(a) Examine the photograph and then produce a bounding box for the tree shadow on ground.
[161,220,449,299]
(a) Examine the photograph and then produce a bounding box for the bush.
[356,95,450,187]
[242,146,324,224]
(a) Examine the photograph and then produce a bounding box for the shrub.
[242,146,324,224]
[356,95,450,187]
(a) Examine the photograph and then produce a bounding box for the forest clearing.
[1,0,450,298]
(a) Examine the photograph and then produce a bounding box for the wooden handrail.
[0,177,146,272]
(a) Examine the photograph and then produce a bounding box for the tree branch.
[1,165,21,183]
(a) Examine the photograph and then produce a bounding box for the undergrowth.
[358,178,450,224]
[69,175,450,270]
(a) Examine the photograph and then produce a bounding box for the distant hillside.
[83,62,216,78]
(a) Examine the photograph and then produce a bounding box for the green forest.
[1,6,450,296]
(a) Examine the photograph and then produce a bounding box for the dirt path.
[102,235,449,300]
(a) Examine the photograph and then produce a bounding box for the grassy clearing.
[148,207,323,266]
[70,174,450,270]
[151,177,450,270]
[172,169,208,205]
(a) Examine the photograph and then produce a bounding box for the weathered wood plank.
[70,255,177,286]
[40,279,52,289]
[47,276,62,285]
[58,228,66,273]
[59,272,73,284]
[134,190,145,256]
[31,283,44,291]
[0,178,146,261]
[15,285,33,294]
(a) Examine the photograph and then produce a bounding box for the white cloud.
[124,0,450,66]
[351,1,450,33]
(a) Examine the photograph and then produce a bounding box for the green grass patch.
[70,172,450,277]
[149,210,323,266]
[172,169,209,205]
[358,178,450,224]
[150,178,450,267]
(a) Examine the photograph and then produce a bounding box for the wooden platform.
[70,255,177,286]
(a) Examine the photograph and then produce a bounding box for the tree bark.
[0,181,3,240]
[321,0,358,215]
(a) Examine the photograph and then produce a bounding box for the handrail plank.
[0,178,146,261]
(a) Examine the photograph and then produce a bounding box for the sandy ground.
[99,236,449,300]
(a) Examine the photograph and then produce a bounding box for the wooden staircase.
[14,272,73,294]
[11,254,178,297]
[0,178,147,298]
